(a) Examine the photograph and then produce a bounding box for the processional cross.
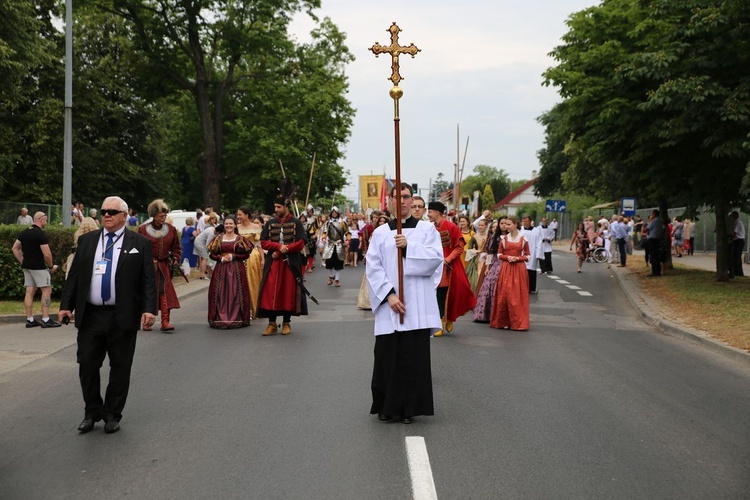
[370,22,421,323]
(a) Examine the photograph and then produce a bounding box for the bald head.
[33,212,48,227]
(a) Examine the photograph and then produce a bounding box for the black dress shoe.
[378,413,392,421]
[104,420,120,434]
[78,418,97,433]
[402,417,413,424]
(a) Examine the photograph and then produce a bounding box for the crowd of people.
[9,195,746,431]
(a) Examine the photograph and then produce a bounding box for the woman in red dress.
[207,216,252,329]
[489,215,530,331]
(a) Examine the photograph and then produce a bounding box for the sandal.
[327,277,334,286]
[335,280,341,287]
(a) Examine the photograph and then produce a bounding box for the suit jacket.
[61,228,157,331]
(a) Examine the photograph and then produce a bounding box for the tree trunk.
[195,81,221,208]
[715,200,730,282]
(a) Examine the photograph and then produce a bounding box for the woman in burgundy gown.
[207,216,252,329]
[489,216,530,331]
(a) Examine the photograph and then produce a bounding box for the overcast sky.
[291,0,599,203]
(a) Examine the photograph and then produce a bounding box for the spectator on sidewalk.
[730,211,745,277]
[11,212,61,327]
[644,209,663,277]
[16,208,33,226]
[614,215,629,267]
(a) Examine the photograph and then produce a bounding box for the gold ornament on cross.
[370,22,421,88]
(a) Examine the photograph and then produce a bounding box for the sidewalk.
[554,241,750,366]
[0,278,209,376]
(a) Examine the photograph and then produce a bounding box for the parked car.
[142,210,198,232]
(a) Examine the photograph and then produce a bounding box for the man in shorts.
[12,212,61,328]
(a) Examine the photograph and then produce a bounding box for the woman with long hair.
[570,222,589,273]
[490,215,530,331]
[473,217,507,322]
[180,216,198,272]
[207,215,252,329]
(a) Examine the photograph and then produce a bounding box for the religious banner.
[360,174,385,210]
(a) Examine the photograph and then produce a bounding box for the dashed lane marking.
[577,291,593,296]
[406,436,438,500]
[566,285,581,290]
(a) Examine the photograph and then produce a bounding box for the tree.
[430,172,452,202]
[480,184,495,213]
[460,164,511,203]
[101,0,353,209]
[539,0,750,280]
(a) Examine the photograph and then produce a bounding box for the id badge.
[94,260,108,275]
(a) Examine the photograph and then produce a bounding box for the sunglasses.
[100,209,124,216]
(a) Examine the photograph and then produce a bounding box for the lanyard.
[101,230,124,261]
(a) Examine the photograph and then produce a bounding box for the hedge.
[0,225,77,300]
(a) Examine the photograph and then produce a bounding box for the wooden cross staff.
[370,22,421,323]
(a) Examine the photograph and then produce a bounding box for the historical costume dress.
[237,225,263,318]
[258,210,308,333]
[434,215,476,334]
[366,215,443,421]
[138,220,181,331]
[459,229,475,269]
[472,233,503,323]
[357,221,376,309]
[464,233,481,292]
[322,208,348,286]
[490,233,530,331]
[207,234,252,329]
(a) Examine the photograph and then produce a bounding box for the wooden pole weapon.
[305,152,316,209]
[371,22,421,323]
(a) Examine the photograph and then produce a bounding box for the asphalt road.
[1,253,749,499]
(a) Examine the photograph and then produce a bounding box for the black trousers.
[540,252,553,273]
[617,238,627,266]
[436,286,448,319]
[528,269,537,293]
[731,239,745,277]
[648,239,661,275]
[77,305,138,422]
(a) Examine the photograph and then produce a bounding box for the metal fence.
[553,206,749,258]
[0,202,67,226]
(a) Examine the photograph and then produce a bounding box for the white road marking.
[577,291,593,296]
[406,436,438,500]
[566,285,581,290]
[547,275,560,279]
[556,280,570,284]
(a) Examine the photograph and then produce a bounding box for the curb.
[610,266,750,367]
[0,280,210,326]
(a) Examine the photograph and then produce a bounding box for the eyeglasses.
[411,205,425,209]
[399,194,412,199]
[100,209,124,217]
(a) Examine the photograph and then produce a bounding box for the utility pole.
[62,0,73,227]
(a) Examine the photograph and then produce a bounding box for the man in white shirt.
[366,182,443,424]
[520,215,543,293]
[538,217,555,274]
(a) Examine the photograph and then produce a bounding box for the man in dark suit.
[59,196,157,434]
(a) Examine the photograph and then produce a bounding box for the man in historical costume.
[538,217,555,274]
[304,204,320,273]
[519,215,543,293]
[367,182,443,424]
[138,199,181,332]
[258,197,308,335]
[322,207,348,287]
[427,201,476,337]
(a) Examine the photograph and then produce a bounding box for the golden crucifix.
[370,22,421,323]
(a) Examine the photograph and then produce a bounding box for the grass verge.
[632,263,750,352]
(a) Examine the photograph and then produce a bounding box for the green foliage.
[481,184,495,213]
[461,164,511,203]
[0,225,75,300]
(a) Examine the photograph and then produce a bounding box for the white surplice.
[366,220,444,336]
[519,226,543,271]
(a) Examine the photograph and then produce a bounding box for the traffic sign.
[621,197,636,216]
[545,199,567,212]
